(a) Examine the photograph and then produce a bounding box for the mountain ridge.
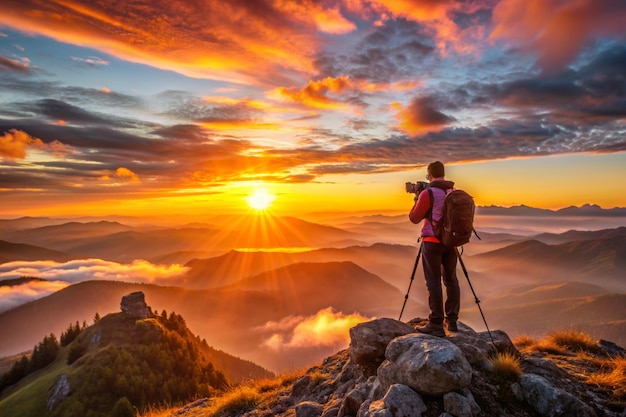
[0,241,73,264]
[0,260,406,371]
[0,294,273,417]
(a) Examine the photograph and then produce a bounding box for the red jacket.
[409,178,455,243]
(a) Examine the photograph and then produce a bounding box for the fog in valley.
[1,207,625,372]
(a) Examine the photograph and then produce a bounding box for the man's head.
[427,161,445,179]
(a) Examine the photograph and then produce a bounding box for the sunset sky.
[1,0,625,219]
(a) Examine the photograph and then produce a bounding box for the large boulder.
[445,326,512,367]
[295,401,324,417]
[519,374,598,417]
[378,333,472,396]
[443,390,481,417]
[358,384,426,417]
[349,318,414,369]
[120,291,152,319]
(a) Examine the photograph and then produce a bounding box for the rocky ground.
[179,317,625,417]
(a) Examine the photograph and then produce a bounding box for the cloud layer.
[257,307,370,351]
[0,0,625,209]
[0,259,188,311]
[0,279,69,313]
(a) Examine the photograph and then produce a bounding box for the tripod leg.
[399,244,422,321]
[456,248,495,344]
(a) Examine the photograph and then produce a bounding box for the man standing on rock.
[408,161,460,337]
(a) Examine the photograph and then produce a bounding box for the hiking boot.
[416,322,445,337]
[446,320,458,332]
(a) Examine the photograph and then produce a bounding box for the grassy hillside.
[0,349,68,417]
[0,309,273,417]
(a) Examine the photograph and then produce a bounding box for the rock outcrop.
[245,317,624,417]
[120,291,153,319]
[377,333,472,396]
[47,373,70,411]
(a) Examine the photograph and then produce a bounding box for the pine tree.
[111,397,136,417]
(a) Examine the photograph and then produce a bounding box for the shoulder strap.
[427,188,434,223]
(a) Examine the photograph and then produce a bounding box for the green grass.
[0,350,70,417]
[0,314,141,417]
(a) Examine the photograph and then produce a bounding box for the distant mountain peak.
[477,204,626,217]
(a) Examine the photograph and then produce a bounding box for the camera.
[405,181,429,195]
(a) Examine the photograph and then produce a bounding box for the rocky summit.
[221,317,625,417]
[120,291,154,319]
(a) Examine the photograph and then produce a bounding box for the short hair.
[427,161,445,178]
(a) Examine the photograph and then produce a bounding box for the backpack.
[428,187,476,247]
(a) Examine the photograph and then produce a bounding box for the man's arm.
[409,190,431,224]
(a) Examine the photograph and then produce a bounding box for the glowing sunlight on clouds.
[0,259,187,284]
[0,259,187,311]
[491,0,626,74]
[271,76,355,110]
[100,167,141,184]
[0,129,71,161]
[313,6,356,34]
[1,0,626,214]
[258,308,371,351]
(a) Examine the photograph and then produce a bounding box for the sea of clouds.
[0,259,187,313]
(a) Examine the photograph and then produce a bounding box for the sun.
[246,188,275,211]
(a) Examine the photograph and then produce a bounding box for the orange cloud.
[0,129,70,160]
[491,0,626,73]
[259,307,370,350]
[0,129,43,160]
[395,96,454,136]
[369,0,490,56]
[0,0,326,84]
[313,6,356,34]
[270,76,355,110]
[200,120,281,132]
[101,167,140,183]
[201,96,301,114]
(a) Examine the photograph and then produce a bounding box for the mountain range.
[0,261,404,371]
[1,211,625,373]
[0,217,366,262]
[476,203,626,217]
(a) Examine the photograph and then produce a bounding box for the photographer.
[408,161,460,337]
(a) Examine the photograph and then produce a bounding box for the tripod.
[398,244,495,344]
[398,242,422,322]
[456,248,495,343]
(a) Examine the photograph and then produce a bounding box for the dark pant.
[422,242,460,324]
